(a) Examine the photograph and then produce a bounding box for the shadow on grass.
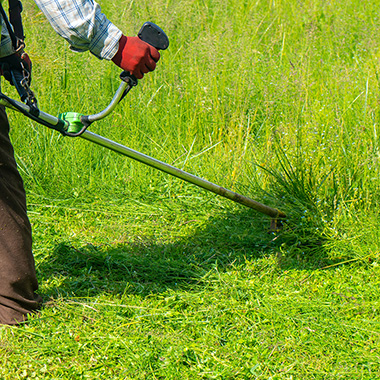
[36,209,339,300]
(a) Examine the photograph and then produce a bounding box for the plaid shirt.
[1,0,122,59]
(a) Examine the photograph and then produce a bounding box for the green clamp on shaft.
[58,112,86,136]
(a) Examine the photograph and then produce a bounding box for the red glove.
[112,35,160,79]
[20,51,32,75]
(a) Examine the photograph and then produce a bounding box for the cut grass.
[2,199,380,379]
[1,191,379,378]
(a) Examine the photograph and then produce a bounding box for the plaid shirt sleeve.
[0,18,15,58]
[33,0,123,60]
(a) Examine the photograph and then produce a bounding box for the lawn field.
[1,0,380,378]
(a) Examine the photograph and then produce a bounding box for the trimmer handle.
[120,22,169,85]
[138,22,169,50]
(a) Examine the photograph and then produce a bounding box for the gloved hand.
[0,48,37,108]
[0,49,32,87]
[112,35,160,79]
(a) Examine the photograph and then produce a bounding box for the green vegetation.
[1,0,380,378]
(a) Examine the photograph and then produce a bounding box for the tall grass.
[7,0,379,263]
[9,0,379,282]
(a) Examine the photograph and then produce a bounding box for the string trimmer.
[0,22,286,226]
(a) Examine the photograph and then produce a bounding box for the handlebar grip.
[120,22,169,85]
[137,22,169,50]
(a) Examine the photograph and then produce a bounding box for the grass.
[1,0,380,378]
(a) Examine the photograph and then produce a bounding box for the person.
[0,0,160,325]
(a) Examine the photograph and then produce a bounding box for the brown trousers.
[0,106,42,325]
